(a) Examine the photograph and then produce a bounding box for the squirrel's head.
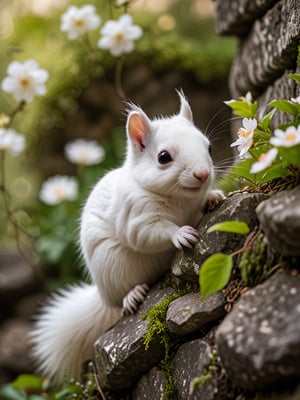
[125,90,214,200]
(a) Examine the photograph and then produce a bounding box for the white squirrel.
[31,91,224,385]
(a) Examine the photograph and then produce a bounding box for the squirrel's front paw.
[122,284,149,315]
[206,189,226,211]
[172,225,199,250]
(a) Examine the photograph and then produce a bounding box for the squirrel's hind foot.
[122,284,149,315]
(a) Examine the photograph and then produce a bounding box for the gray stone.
[172,339,225,400]
[228,0,300,97]
[256,385,300,400]
[216,271,300,391]
[256,186,300,256]
[0,319,33,374]
[215,0,278,36]
[132,367,166,400]
[94,287,175,391]
[172,193,267,281]
[166,292,226,335]
[0,251,36,297]
[0,251,37,321]
[257,70,297,128]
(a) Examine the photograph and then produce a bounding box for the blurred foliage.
[0,370,101,400]
[0,0,235,273]
[0,0,236,141]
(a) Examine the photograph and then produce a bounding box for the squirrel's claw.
[172,225,199,249]
[122,284,149,315]
[205,189,225,211]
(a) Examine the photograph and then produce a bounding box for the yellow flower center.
[54,186,66,202]
[74,18,85,27]
[78,149,89,164]
[114,32,124,42]
[20,77,31,88]
[238,128,251,138]
[285,132,296,142]
[0,114,10,127]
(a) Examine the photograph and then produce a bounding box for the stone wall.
[93,191,300,400]
[87,3,300,399]
[215,0,300,126]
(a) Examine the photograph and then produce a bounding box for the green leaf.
[259,108,277,131]
[224,99,257,118]
[258,163,291,183]
[277,143,300,168]
[12,375,43,390]
[249,144,300,184]
[199,253,233,297]
[268,100,300,116]
[0,385,26,400]
[207,221,250,235]
[288,73,300,85]
[231,158,256,182]
[54,388,74,399]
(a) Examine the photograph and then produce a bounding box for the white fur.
[31,92,224,384]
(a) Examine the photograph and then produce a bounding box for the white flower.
[98,14,143,57]
[115,0,130,6]
[270,126,300,148]
[238,91,253,104]
[39,175,78,205]
[250,148,278,174]
[64,139,105,165]
[0,128,25,156]
[0,114,10,128]
[231,117,257,159]
[1,59,49,103]
[61,5,101,40]
[290,96,300,104]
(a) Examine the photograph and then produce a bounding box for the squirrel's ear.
[177,89,193,123]
[127,109,151,152]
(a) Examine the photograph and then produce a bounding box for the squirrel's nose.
[193,170,209,182]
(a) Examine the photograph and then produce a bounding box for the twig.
[230,231,258,258]
[0,152,34,269]
[108,0,114,19]
[91,362,107,400]
[265,263,281,279]
[9,100,26,123]
[115,55,127,100]
[81,33,100,64]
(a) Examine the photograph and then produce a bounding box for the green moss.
[189,373,212,395]
[143,291,181,351]
[239,233,269,286]
[142,288,191,400]
[189,347,218,395]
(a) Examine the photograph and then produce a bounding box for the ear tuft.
[127,108,151,152]
[177,89,193,123]
[128,112,145,150]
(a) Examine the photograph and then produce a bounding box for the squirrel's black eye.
[208,144,212,157]
[158,150,173,165]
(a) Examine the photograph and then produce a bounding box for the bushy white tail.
[30,283,122,384]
